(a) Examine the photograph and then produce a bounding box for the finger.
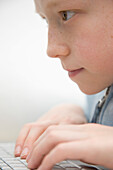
[15,123,32,157]
[20,123,48,159]
[38,138,113,170]
[33,124,89,145]
[28,140,89,170]
[21,121,58,159]
[26,124,95,162]
[27,130,89,169]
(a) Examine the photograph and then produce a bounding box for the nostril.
[46,49,56,58]
[47,47,59,58]
[47,44,70,59]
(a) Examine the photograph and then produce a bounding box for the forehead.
[34,0,91,13]
[35,0,58,8]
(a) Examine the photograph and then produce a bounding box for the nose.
[47,27,70,59]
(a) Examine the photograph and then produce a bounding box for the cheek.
[73,27,113,73]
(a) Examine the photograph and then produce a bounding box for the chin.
[79,88,97,95]
[77,84,106,95]
[71,77,110,95]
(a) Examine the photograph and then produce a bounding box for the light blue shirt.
[90,85,113,126]
[85,90,105,122]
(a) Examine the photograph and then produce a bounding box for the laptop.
[0,143,108,170]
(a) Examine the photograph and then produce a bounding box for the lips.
[68,68,84,78]
[62,63,84,78]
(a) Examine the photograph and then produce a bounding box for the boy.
[15,0,113,169]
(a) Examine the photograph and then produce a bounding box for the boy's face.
[34,0,113,94]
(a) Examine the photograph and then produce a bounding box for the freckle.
[111,36,113,38]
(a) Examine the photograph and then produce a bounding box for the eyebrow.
[34,0,59,13]
[34,0,88,11]
[47,0,59,8]
[44,0,88,8]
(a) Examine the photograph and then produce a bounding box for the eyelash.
[41,10,76,26]
[60,11,76,21]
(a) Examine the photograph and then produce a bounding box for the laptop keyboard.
[0,143,104,170]
[0,143,28,170]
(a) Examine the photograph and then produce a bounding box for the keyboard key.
[52,165,64,170]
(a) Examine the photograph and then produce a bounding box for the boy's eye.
[60,11,76,21]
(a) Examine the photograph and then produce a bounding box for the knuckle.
[29,122,46,129]
[55,144,65,153]
[24,138,33,145]
[47,130,56,140]
[23,123,32,129]
[32,141,37,148]
[24,122,39,129]
[45,125,58,140]
[35,122,44,128]
[23,138,37,149]
[46,125,57,133]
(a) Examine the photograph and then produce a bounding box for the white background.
[0,0,86,142]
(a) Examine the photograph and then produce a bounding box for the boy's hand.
[14,104,87,158]
[26,124,113,170]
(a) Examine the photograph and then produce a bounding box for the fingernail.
[38,166,43,170]
[21,147,29,158]
[15,146,21,156]
[27,159,33,169]
[26,153,31,162]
